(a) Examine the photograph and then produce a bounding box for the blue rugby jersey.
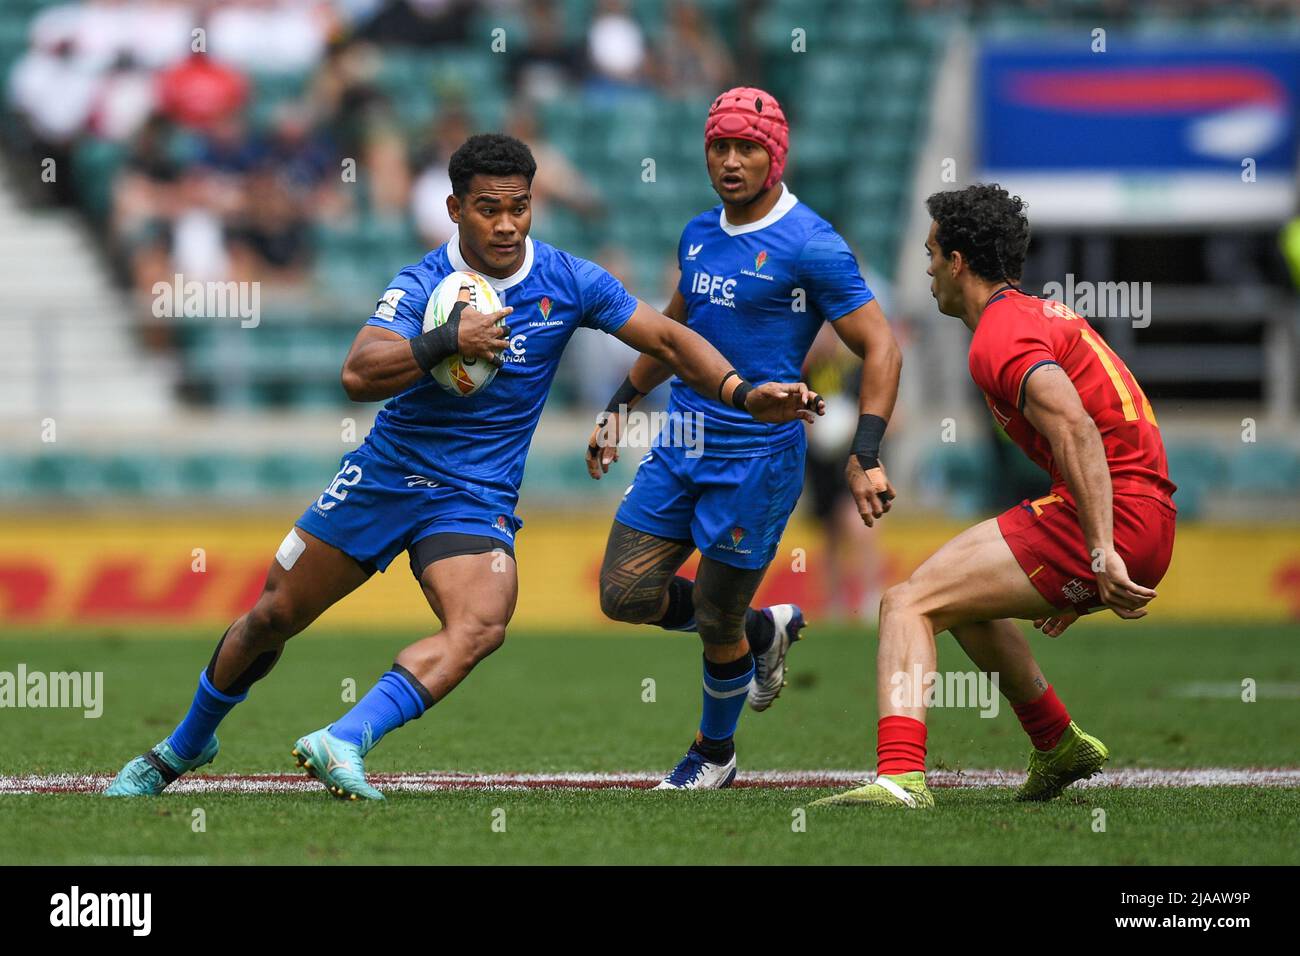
[672,183,874,456]
[361,232,637,507]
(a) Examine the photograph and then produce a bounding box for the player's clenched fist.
[744,382,825,423]
[845,456,895,527]
[452,283,513,365]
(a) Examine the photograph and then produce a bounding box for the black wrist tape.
[604,375,645,415]
[731,380,753,411]
[717,369,740,403]
[852,413,887,470]
[410,301,467,373]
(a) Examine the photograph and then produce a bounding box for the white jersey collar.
[446,230,534,292]
[718,182,798,237]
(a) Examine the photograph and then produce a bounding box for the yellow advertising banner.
[0,514,1296,631]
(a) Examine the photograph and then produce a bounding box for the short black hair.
[448,133,537,197]
[925,184,1030,282]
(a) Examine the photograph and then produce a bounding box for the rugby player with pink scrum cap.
[588,88,903,789]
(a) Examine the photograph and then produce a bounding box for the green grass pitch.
[1,622,1297,865]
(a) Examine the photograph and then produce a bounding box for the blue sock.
[329,667,432,754]
[699,654,755,741]
[168,671,247,761]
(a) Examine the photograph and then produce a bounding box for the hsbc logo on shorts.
[691,271,737,309]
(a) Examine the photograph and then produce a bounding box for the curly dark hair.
[448,133,537,197]
[925,184,1030,282]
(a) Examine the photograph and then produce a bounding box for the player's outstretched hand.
[744,382,824,423]
[453,283,512,365]
[1033,608,1079,638]
[845,456,895,527]
[1095,548,1157,620]
[585,412,622,479]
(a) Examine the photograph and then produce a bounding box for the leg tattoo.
[693,558,767,646]
[599,521,694,624]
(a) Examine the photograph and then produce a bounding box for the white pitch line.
[1172,681,1300,699]
[2,768,1300,795]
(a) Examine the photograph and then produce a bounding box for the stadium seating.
[0,0,942,416]
[4,0,1297,511]
[5,433,1294,509]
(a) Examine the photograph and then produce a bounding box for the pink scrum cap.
[704,86,788,191]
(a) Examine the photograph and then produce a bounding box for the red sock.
[1012,685,1071,751]
[876,715,927,775]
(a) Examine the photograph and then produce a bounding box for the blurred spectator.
[125,0,194,70]
[802,322,888,619]
[89,53,158,143]
[310,39,383,155]
[410,105,473,247]
[156,51,249,130]
[170,179,231,283]
[7,20,101,206]
[8,31,99,149]
[112,114,184,296]
[208,0,333,76]
[508,0,580,102]
[228,167,313,285]
[651,0,733,98]
[29,0,191,74]
[585,0,648,98]
[311,41,410,218]
[505,107,603,223]
[191,114,262,224]
[262,107,345,220]
[117,144,233,297]
[356,0,474,47]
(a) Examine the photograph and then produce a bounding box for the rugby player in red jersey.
[817,184,1176,808]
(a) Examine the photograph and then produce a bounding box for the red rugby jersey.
[968,286,1176,505]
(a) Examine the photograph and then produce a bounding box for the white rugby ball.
[422,270,505,397]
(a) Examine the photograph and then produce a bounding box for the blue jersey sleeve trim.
[825,287,876,322]
[603,296,638,334]
[364,314,418,337]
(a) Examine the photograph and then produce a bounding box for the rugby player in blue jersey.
[106,133,820,800]
[588,89,902,789]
